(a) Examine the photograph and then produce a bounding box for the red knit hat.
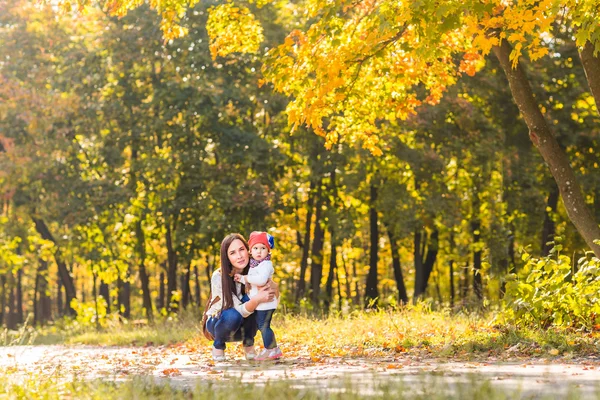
[248,231,275,250]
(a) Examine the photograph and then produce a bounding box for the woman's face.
[227,239,249,273]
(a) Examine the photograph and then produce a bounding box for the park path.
[1,345,600,397]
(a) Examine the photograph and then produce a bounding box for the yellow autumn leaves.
[206,2,264,59]
[55,0,600,155]
[259,2,477,155]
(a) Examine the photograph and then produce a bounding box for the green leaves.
[504,239,600,331]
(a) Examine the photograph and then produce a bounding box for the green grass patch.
[0,373,593,399]
[273,308,600,359]
[31,311,202,346]
[10,308,600,360]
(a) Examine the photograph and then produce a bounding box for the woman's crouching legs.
[210,308,243,350]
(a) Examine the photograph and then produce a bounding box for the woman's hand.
[267,279,280,300]
[256,279,279,301]
[254,284,277,304]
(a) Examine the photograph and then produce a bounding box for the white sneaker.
[254,347,282,361]
[212,347,225,362]
[244,346,257,360]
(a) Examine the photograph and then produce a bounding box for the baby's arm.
[234,274,247,284]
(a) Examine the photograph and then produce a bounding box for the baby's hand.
[234,274,243,283]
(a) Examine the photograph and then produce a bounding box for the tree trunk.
[5,272,17,329]
[352,259,361,306]
[541,182,559,256]
[0,275,5,326]
[472,228,483,301]
[135,219,152,321]
[291,137,305,249]
[35,259,52,324]
[99,280,110,314]
[16,268,23,324]
[472,194,483,301]
[56,276,63,317]
[194,265,201,306]
[294,189,304,248]
[434,270,443,304]
[43,276,53,321]
[180,274,186,309]
[181,261,192,310]
[31,217,77,315]
[595,188,600,224]
[579,40,600,113]
[296,180,316,301]
[335,259,343,310]
[324,166,339,312]
[33,266,39,324]
[117,277,131,319]
[365,183,379,308]
[324,228,337,312]
[309,184,325,307]
[0,271,17,329]
[117,263,131,319]
[204,255,212,289]
[388,228,408,304]
[92,271,100,331]
[493,39,600,257]
[449,232,455,308]
[158,271,166,311]
[340,250,352,303]
[130,142,151,320]
[460,263,469,301]
[165,222,178,311]
[420,229,439,295]
[508,223,516,271]
[498,228,511,299]
[412,226,425,303]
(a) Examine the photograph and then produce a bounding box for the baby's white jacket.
[242,260,278,311]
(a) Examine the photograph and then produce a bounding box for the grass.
[1,316,37,346]
[271,308,600,359]
[31,313,201,346]
[17,306,600,360]
[3,308,600,399]
[0,373,595,399]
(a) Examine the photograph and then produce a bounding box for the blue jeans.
[256,309,277,349]
[206,295,257,350]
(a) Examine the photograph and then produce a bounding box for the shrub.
[503,238,600,330]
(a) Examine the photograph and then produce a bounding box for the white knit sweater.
[239,260,278,311]
[205,269,252,318]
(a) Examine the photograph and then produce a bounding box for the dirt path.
[1,345,600,397]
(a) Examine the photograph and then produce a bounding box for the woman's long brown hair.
[220,233,249,311]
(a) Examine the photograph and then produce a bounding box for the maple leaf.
[162,368,182,376]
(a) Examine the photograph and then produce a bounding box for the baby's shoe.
[212,347,225,362]
[244,345,257,360]
[255,347,282,361]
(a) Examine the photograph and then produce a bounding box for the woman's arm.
[257,278,279,299]
[206,271,224,317]
[239,285,276,314]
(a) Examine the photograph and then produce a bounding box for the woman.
[205,233,278,361]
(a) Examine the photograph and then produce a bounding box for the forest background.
[1,0,600,338]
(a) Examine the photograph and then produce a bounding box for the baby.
[234,231,282,360]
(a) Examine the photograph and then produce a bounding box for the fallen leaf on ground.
[386,364,403,369]
[162,368,181,376]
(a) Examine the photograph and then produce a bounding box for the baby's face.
[251,243,269,261]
